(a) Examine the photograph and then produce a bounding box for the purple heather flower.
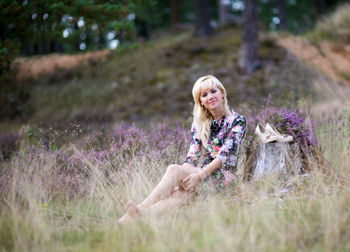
[248,107,318,147]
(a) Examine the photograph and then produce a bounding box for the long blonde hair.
[192,75,230,146]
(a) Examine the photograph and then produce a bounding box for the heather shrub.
[245,105,279,135]
[246,106,317,147]
[267,109,317,146]
[109,122,188,166]
[0,122,190,202]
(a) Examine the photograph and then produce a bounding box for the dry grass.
[12,49,111,82]
[1,97,350,251]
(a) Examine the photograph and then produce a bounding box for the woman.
[118,75,246,223]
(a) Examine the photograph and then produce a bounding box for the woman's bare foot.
[116,200,138,225]
[117,213,133,225]
[126,200,141,217]
[125,200,134,211]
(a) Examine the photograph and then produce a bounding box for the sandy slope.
[278,36,350,86]
[12,49,111,81]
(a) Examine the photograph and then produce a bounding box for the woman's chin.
[209,103,221,110]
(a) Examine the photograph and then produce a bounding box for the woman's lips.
[209,100,216,104]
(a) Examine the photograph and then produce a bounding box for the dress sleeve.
[184,123,202,167]
[217,115,246,166]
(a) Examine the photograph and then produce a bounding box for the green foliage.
[307,3,350,43]
[0,0,136,66]
[258,0,317,33]
[134,0,158,23]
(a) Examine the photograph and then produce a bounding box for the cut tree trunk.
[245,141,304,181]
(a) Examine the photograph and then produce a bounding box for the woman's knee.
[166,164,181,175]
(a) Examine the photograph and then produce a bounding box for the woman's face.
[199,85,224,112]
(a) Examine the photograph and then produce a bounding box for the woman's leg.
[117,164,198,224]
[137,164,199,208]
[128,189,195,217]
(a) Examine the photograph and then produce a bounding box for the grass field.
[1,93,350,251]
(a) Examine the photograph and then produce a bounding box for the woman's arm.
[182,157,222,191]
[198,158,222,181]
[183,123,202,167]
[216,115,246,166]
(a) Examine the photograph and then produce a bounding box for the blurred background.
[1,0,350,130]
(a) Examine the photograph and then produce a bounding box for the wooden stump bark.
[245,141,303,180]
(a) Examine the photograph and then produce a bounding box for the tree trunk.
[238,0,260,74]
[98,28,104,49]
[278,0,287,30]
[37,41,45,55]
[313,0,326,18]
[217,0,230,26]
[22,40,33,56]
[137,21,151,40]
[50,40,63,53]
[194,0,213,37]
[319,0,326,14]
[245,141,303,181]
[171,0,179,31]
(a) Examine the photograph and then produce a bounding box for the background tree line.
[0,0,348,81]
[1,0,347,58]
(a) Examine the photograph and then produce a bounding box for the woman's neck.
[211,107,226,120]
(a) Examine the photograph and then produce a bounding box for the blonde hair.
[192,75,230,146]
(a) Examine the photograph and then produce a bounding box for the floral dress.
[184,110,246,191]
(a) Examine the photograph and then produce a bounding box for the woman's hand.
[182,173,201,192]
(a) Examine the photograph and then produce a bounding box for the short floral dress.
[184,110,246,192]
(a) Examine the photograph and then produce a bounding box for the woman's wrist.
[198,170,206,181]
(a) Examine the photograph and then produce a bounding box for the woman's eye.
[211,89,217,93]
[201,93,207,97]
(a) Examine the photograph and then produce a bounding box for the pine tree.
[239,0,260,74]
[194,0,212,37]
[0,0,136,74]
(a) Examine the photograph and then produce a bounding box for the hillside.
[279,36,350,87]
[5,4,350,131]
[6,26,329,130]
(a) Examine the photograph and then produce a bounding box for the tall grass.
[0,106,350,251]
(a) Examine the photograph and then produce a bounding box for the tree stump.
[245,140,303,181]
